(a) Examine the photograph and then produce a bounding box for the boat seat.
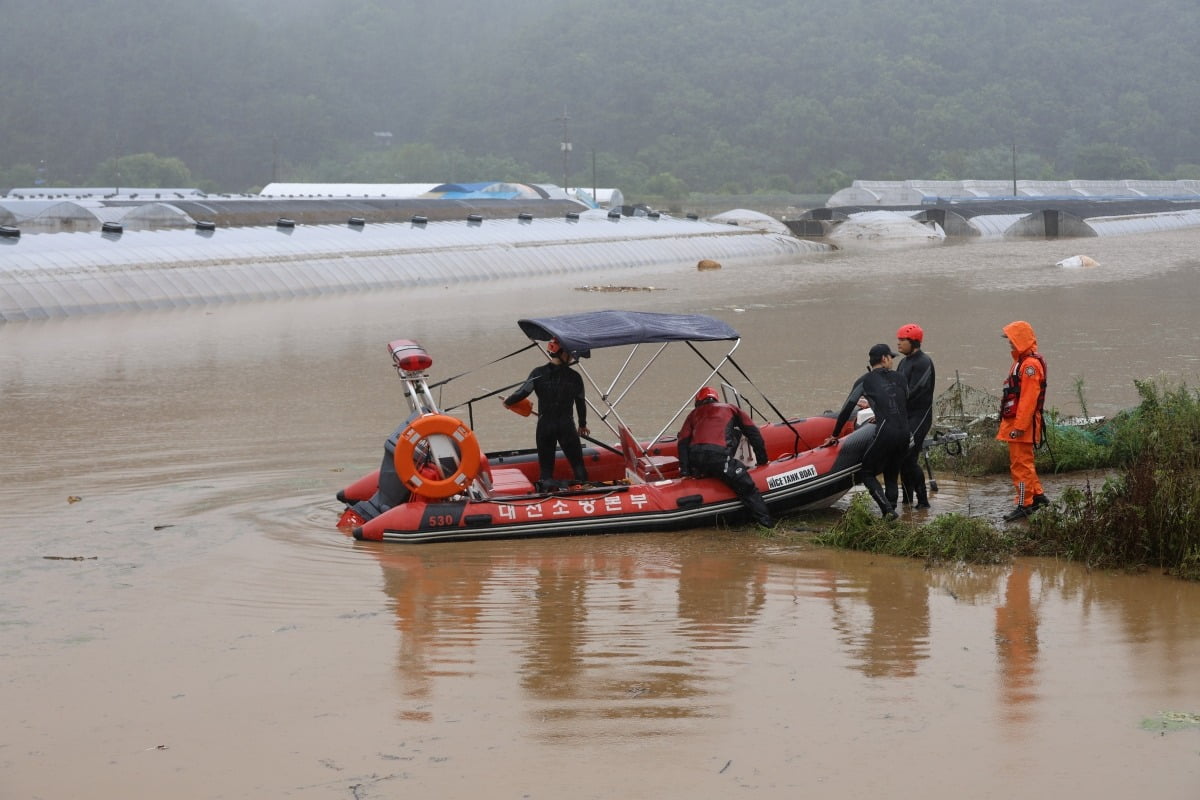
[488,467,535,496]
[637,454,680,481]
[617,423,680,481]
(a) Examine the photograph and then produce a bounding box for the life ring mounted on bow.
[393,414,482,500]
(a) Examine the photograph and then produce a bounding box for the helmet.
[694,386,720,406]
[896,323,924,343]
[546,339,564,356]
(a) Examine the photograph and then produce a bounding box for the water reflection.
[676,543,767,645]
[371,537,947,731]
[374,547,488,721]
[995,564,1040,727]
[827,558,931,678]
[363,529,1200,769]
[367,535,774,732]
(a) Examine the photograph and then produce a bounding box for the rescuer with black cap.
[824,343,911,519]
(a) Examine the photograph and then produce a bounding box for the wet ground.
[2,228,1200,798]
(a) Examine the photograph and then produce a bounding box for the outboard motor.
[348,420,419,522]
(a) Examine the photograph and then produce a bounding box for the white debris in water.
[1055,254,1099,268]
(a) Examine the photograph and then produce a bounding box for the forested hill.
[2,0,1197,195]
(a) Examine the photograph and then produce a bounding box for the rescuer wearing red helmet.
[677,386,773,527]
[895,323,935,509]
[998,321,1049,521]
[503,338,590,489]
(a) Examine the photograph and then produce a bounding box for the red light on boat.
[388,339,433,372]
[398,353,433,371]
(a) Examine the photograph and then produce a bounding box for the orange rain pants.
[1007,441,1043,507]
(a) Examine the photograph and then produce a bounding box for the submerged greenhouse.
[788,180,1200,240]
[0,208,826,322]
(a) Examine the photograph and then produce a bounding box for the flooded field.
[2,227,1199,798]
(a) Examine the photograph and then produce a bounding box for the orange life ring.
[393,414,482,500]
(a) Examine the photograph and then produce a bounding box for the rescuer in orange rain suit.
[997,320,1049,522]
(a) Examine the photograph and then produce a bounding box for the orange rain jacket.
[996,320,1046,445]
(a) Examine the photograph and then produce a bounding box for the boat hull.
[350,423,872,544]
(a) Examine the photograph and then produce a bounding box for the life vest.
[1000,352,1048,444]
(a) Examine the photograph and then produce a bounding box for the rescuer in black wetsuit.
[824,343,911,519]
[677,386,774,527]
[503,339,589,488]
[895,323,935,509]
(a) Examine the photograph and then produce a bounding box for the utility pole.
[1012,142,1018,197]
[556,108,572,192]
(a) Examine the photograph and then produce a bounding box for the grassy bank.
[809,380,1200,581]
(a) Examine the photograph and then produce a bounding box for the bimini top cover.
[518,310,739,356]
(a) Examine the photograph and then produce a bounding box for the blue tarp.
[438,191,521,200]
[518,310,739,356]
[429,182,546,200]
[430,182,496,193]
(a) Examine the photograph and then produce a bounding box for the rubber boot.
[914,481,931,510]
[868,486,897,520]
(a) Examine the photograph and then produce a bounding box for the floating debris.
[576,285,658,292]
[1140,710,1200,732]
[697,259,722,270]
[1055,254,1099,268]
[67,495,82,504]
[44,555,98,561]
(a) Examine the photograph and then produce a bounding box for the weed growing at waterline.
[812,494,1011,565]
[811,380,1200,581]
[1014,381,1200,580]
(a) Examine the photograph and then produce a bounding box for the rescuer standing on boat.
[895,323,935,509]
[677,387,774,527]
[504,338,590,488]
[998,320,1049,522]
[824,344,911,519]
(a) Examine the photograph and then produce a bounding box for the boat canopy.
[518,310,739,356]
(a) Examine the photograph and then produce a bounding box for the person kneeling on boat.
[503,338,590,490]
[677,387,774,527]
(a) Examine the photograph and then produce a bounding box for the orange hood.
[1003,320,1038,358]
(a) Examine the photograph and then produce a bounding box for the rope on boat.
[428,342,539,391]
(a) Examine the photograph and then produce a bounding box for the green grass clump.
[813,494,1011,565]
[812,379,1200,581]
[1016,380,1200,580]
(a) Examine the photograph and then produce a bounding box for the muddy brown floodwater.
[2,228,1200,798]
